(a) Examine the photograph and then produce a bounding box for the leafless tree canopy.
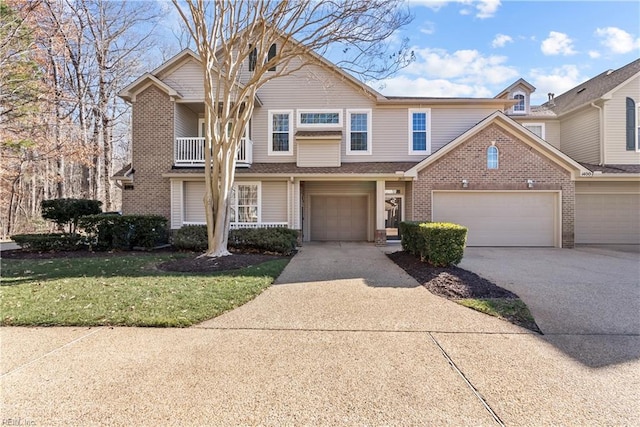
[172,0,412,257]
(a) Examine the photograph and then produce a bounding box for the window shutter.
[626,97,636,151]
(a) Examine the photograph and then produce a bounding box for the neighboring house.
[114,46,640,248]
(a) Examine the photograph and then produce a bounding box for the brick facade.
[412,124,575,247]
[121,86,174,220]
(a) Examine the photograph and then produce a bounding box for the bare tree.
[172,0,412,257]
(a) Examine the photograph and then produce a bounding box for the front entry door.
[385,196,402,240]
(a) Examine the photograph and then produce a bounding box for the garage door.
[432,192,557,247]
[575,194,640,244]
[310,196,368,241]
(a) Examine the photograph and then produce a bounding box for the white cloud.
[373,47,518,97]
[404,47,519,85]
[595,27,640,54]
[541,31,577,56]
[492,34,513,48]
[409,0,501,18]
[475,0,501,19]
[588,50,601,59]
[375,75,493,97]
[530,65,585,102]
[420,21,436,35]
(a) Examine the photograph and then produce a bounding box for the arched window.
[513,93,525,113]
[268,43,277,71]
[487,145,499,169]
[627,97,637,151]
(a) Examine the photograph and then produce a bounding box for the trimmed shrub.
[418,222,467,267]
[79,214,168,250]
[173,225,299,255]
[399,221,423,255]
[229,227,298,255]
[41,198,102,234]
[11,233,84,252]
[173,225,208,251]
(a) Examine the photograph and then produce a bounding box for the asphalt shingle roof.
[168,162,421,175]
[542,58,640,115]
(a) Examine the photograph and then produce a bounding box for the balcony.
[174,137,253,167]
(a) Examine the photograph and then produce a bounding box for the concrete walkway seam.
[428,332,506,427]
[193,326,537,335]
[0,327,103,378]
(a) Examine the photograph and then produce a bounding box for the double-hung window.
[408,109,431,154]
[512,92,526,114]
[346,109,372,155]
[268,110,293,155]
[523,123,545,139]
[230,183,260,224]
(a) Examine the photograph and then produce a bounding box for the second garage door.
[310,195,368,241]
[432,191,558,247]
[575,194,640,244]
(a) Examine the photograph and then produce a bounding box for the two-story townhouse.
[496,59,640,245]
[114,45,638,248]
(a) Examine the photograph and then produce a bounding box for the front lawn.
[0,253,289,327]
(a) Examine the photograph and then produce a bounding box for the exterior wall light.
[462,179,469,188]
[527,179,534,189]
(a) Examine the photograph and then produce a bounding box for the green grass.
[457,298,540,333]
[0,254,289,327]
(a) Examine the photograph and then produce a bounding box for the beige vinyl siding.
[303,181,375,242]
[297,140,340,166]
[183,181,206,224]
[170,180,183,229]
[604,75,640,164]
[430,108,499,153]
[174,103,198,138]
[160,59,205,100]
[261,181,288,222]
[515,119,561,148]
[559,107,600,164]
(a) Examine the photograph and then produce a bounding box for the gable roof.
[118,73,182,102]
[405,110,587,178]
[494,78,536,99]
[542,58,640,115]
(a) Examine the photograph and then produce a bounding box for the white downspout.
[591,102,605,165]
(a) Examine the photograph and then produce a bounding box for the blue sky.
[374,0,640,103]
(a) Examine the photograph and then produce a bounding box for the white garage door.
[310,196,368,241]
[433,192,558,247]
[575,194,640,244]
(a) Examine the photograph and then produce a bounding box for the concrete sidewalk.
[1,243,638,426]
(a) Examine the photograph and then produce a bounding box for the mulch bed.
[387,250,518,299]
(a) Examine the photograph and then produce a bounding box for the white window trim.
[230,181,262,224]
[346,108,372,155]
[487,145,499,169]
[408,108,431,155]
[512,91,527,115]
[297,109,343,129]
[268,110,294,156]
[522,122,546,140]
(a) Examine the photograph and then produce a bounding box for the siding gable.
[160,59,205,100]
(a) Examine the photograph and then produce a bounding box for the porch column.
[375,180,386,246]
[290,178,302,244]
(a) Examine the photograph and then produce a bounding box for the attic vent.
[606,69,614,75]
[577,88,586,94]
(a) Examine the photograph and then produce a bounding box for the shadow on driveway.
[460,247,640,368]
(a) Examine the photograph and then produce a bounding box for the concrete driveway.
[1,242,638,426]
[460,246,640,368]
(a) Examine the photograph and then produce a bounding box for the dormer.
[495,78,536,115]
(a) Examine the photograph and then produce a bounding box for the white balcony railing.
[175,137,253,166]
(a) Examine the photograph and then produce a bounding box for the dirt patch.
[158,252,289,273]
